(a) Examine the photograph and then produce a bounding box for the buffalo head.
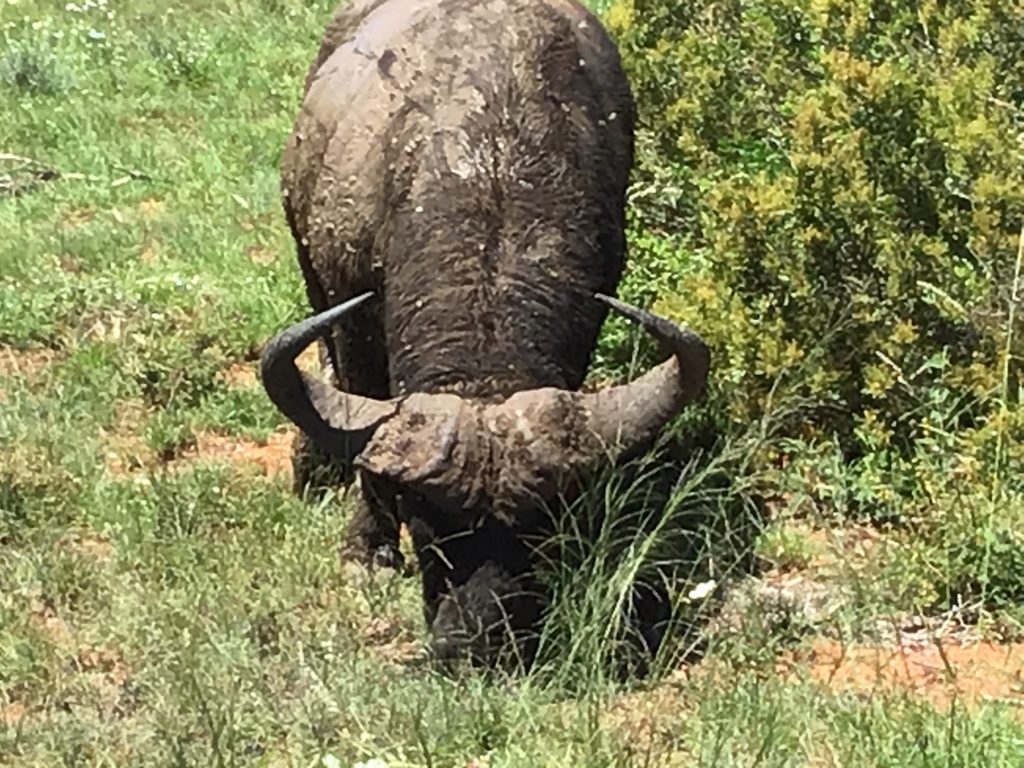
[260,293,708,664]
[261,292,708,515]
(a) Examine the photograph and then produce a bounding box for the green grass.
[3,0,1024,765]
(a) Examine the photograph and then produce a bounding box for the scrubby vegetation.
[599,0,1024,627]
[2,0,1024,764]
[605,0,1024,447]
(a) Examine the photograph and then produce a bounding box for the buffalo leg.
[341,472,404,570]
[289,354,403,569]
[287,232,400,568]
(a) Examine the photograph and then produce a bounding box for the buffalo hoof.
[371,543,406,571]
[340,542,407,575]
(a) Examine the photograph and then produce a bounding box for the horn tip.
[259,290,376,390]
[595,293,709,366]
[595,293,663,330]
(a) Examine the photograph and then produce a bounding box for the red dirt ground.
[783,635,1024,709]
[216,344,321,390]
[102,346,325,476]
[0,345,55,379]
[184,430,295,477]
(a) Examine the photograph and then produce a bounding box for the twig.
[993,220,1024,497]
[987,95,1020,111]
[54,171,105,182]
[112,165,153,181]
[0,168,59,197]
[0,150,151,196]
[931,634,958,683]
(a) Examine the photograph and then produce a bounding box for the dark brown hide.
[281,0,633,400]
[271,0,702,669]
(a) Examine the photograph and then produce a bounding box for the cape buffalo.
[260,0,710,667]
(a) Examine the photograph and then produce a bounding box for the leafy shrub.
[602,0,1024,466]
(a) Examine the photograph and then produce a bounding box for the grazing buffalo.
[260,0,709,667]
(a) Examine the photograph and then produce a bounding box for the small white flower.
[687,579,717,601]
[88,28,105,40]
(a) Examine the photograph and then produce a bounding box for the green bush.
[603,0,1024,465]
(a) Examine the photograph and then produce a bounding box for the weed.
[146,29,216,86]
[0,43,74,95]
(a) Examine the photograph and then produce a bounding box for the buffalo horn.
[580,294,709,459]
[259,292,398,463]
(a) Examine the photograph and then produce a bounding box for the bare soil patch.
[0,701,28,727]
[217,361,259,388]
[741,523,1024,710]
[63,207,95,228]
[100,399,153,474]
[605,669,693,765]
[100,393,296,478]
[245,243,277,265]
[103,424,295,479]
[28,596,75,648]
[0,345,55,379]
[603,630,1024,762]
[138,198,165,219]
[184,430,295,478]
[139,244,160,264]
[362,615,424,665]
[58,529,114,561]
[784,635,1024,710]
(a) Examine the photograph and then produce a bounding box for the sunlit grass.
[2,0,1024,765]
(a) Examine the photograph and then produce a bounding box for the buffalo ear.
[354,394,486,511]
